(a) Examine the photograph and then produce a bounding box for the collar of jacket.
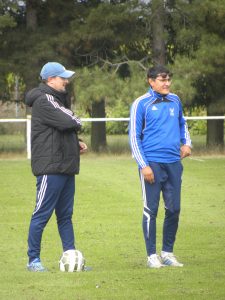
[39,83,69,107]
[148,88,169,100]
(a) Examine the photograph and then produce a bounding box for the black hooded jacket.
[25,83,81,176]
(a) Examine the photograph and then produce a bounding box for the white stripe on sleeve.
[46,94,82,125]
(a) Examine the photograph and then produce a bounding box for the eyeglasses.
[155,78,172,83]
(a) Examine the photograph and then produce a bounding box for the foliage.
[0,12,16,30]
[106,100,130,134]
[69,0,151,62]
[0,0,224,103]
[5,73,25,102]
[0,0,17,31]
[74,63,148,134]
[169,0,225,111]
[184,106,207,136]
[0,0,225,146]
[0,133,26,151]
[0,1,17,93]
[74,66,116,111]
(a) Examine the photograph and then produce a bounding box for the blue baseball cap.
[40,62,75,80]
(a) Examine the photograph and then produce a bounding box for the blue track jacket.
[129,88,192,169]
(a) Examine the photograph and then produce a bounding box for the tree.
[151,0,166,65]
[0,0,151,151]
[68,0,151,150]
[75,62,148,150]
[75,67,110,151]
[0,0,17,98]
[169,0,225,147]
[5,0,224,150]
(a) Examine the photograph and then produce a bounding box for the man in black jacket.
[25,62,87,272]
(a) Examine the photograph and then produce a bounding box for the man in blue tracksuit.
[25,62,87,271]
[129,65,191,268]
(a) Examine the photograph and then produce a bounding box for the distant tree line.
[0,0,224,151]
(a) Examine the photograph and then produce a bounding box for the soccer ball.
[59,249,85,272]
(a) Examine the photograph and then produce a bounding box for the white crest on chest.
[169,108,174,116]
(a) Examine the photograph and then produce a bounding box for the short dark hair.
[147,65,172,79]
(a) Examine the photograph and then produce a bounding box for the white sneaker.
[147,254,164,268]
[161,252,183,267]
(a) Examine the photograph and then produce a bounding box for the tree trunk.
[25,0,38,114]
[91,99,107,152]
[26,0,38,31]
[151,0,166,65]
[206,107,224,147]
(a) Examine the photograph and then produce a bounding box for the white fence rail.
[1,116,225,159]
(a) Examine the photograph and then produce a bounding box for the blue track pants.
[139,161,183,256]
[27,174,75,262]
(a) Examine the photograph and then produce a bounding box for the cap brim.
[59,70,75,79]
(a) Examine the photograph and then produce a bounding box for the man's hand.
[141,166,155,184]
[79,141,88,154]
[180,145,191,159]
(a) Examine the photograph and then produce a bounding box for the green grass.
[0,155,225,299]
[0,134,26,153]
[1,133,225,156]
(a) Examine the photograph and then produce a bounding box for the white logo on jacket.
[169,108,174,116]
[152,105,158,111]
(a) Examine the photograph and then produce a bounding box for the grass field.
[1,133,225,156]
[0,155,225,300]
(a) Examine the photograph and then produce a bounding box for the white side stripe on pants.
[33,175,47,215]
[140,172,150,238]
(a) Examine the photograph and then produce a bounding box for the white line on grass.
[188,157,205,162]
